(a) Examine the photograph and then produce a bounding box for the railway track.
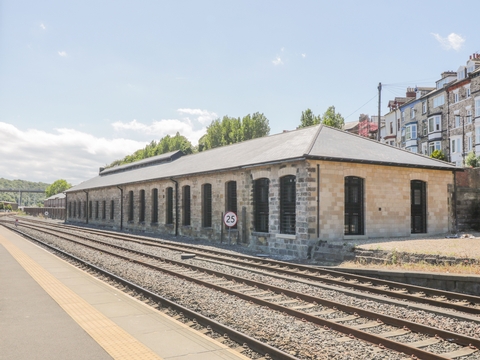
[10,217,480,316]
[3,218,480,359]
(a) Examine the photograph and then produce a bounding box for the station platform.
[0,225,249,360]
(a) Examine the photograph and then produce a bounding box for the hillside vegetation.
[0,178,49,206]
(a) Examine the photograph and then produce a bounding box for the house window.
[422,143,428,155]
[166,187,173,225]
[401,111,405,122]
[84,201,87,219]
[73,201,76,217]
[405,124,416,140]
[410,108,415,119]
[226,181,237,229]
[78,201,81,218]
[428,141,441,155]
[110,200,114,220]
[151,189,158,223]
[467,134,473,152]
[68,202,72,217]
[128,191,134,221]
[139,189,145,222]
[89,201,93,219]
[433,95,445,108]
[182,186,190,226]
[95,201,99,219]
[476,127,480,144]
[454,115,461,128]
[466,87,471,98]
[428,116,441,133]
[280,175,296,235]
[389,122,393,134]
[422,101,427,114]
[254,178,269,233]
[202,184,212,228]
[102,200,106,219]
[476,98,480,117]
[454,92,459,103]
[451,138,462,154]
[467,109,472,124]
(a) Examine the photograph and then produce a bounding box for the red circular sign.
[224,211,238,227]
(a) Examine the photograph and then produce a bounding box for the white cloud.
[177,108,218,125]
[301,53,306,58]
[272,56,283,66]
[431,33,465,51]
[58,51,67,57]
[40,23,46,30]
[0,108,217,185]
[0,122,145,185]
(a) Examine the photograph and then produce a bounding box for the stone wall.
[66,159,455,260]
[454,167,480,231]
[315,160,454,240]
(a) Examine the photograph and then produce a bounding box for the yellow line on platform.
[0,234,163,360]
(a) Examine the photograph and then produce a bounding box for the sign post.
[223,211,238,245]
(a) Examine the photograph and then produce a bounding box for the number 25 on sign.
[223,211,237,228]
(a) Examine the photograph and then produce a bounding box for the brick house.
[65,125,458,258]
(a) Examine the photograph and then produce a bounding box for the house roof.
[45,193,66,200]
[67,125,458,193]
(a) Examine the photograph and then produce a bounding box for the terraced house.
[65,125,458,258]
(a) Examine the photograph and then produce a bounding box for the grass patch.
[340,260,480,275]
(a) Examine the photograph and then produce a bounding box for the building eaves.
[305,126,458,171]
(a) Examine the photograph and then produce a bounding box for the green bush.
[465,151,480,168]
[430,150,446,161]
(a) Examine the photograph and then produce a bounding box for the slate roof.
[45,193,66,200]
[67,125,458,193]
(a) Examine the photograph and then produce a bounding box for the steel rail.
[11,223,480,360]
[7,219,480,312]
[0,223,299,360]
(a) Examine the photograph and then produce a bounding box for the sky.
[0,0,478,185]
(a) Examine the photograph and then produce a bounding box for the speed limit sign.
[223,211,238,227]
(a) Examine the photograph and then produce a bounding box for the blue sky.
[0,0,478,184]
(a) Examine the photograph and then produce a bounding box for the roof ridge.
[304,124,323,155]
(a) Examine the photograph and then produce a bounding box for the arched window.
[139,190,145,222]
[128,191,134,221]
[226,181,237,229]
[254,178,269,232]
[183,186,191,226]
[166,187,173,225]
[411,180,427,233]
[151,189,158,223]
[202,184,212,228]
[280,175,296,234]
[344,176,364,235]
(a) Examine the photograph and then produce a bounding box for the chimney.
[406,87,416,98]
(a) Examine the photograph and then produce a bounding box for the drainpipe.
[117,186,123,231]
[64,192,67,224]
[83,190,88,224]
[453,171,458,233]
[170,178,179,236]
[316,164,320,238]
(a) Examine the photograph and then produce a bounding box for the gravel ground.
[17,224,480,360]
[351,232,480,259]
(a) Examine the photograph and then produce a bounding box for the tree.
[199,113,270,151]
[430,150,446,161]
[45,179,72,197]
[465,151,480,168]
[106,133,194,169]
[321,106,345,129]
[298,108,321,128]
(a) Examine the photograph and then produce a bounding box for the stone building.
[65,125,458,258]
